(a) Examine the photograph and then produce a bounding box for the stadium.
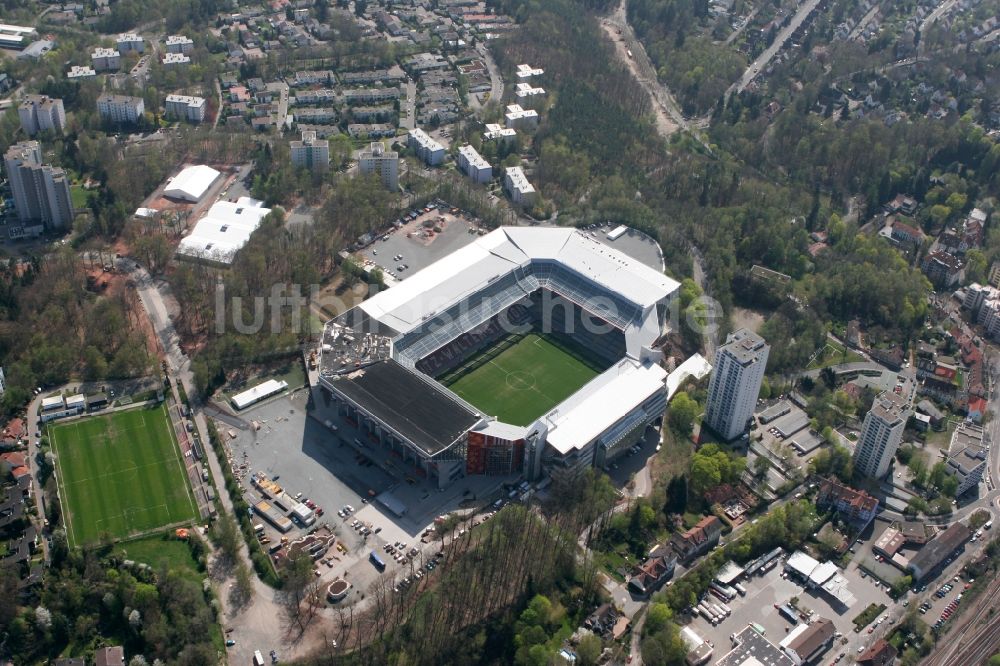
[318,226,682,488]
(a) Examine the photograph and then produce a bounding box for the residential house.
[94,646,125,666]
[921,250,964,289]
[669,516,721,563]
[816,478,879,531]
[856,638,897,666]
[627,544,677,596]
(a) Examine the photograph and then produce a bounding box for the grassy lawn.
[120,533,202,581]
[852,602,887,631]
[70,185,89,209]
[49,403,199,548]
[219,359,306,404]
[807,339,865,370]
[440,333,606,426]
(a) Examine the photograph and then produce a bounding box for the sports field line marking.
[61,454,185,487]
[51,428,78,549]
[94,503,171,531]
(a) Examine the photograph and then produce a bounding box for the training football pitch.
[440,332,607,426]
[49,403,198,548]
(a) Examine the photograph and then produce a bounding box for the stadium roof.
[358,227,679,335]
[666,353,711,400]
[164,164,221,201]
[330,359,481,456]
[541,358,667,454]
[176,197,271,266]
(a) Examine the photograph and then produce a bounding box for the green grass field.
[441,333,606,426]
[50,404,199,548]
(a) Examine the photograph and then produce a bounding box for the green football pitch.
[49,403,199,548]
[440,333,607,426]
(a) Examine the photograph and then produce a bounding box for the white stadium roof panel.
[164,164,221,202]
[542,358,667,454]
[359,227,679,335]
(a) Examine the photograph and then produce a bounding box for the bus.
[369,551,386,571]
[607,225,628,241]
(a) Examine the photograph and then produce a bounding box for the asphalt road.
[729,0,822,97]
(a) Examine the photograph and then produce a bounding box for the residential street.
[728,0,823,97]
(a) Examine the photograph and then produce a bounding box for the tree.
[664,476,688,515]
[576,633,602,666]
[645,603,672,634]
[753,455,770,480]
[891,575,913,598]
[690,454,722,495]
[668,391,700,436]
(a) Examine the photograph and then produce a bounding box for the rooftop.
[716,626,794,666]
[908,522,972,577]
[458,144,490,170]
[721,328,768,364]
[164,164,221,201]
[357,227,678,336]
[541,357,667,454]
[869,390,908,425]
[504,166,534,193]
[176,197,272,265]
[329,359,481,456]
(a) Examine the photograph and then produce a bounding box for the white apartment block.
[946,421,987,497]
[67,65,96,79]
[91,47,120,71]
[408,128,445,166]
[116,32,144,53]
[484,123,516,144]
[965,283,1000,341]
[162,52,190,66]
[516,63,544,79]
[704,328,769,441]
[853,391,909,478]
[514,82,546,107]
[290,130,330,172]
[4,141,74,229]
[505,104,539,130]
[457,144,492,184]
[165,35,194,54]
[165,94,206,123]
[503,166,535,206]
[97,94,144,124]
[18,95,65,136]
[358,141,400,191]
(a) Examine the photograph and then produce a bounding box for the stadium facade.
[318,226,682,487]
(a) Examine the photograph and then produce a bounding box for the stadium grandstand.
[319,226,683,487]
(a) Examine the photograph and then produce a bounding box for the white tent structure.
[177,197,272,266]
[164,165,221,202]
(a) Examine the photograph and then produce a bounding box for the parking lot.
[359,208,480,279]
[216,386,521,604]
[681,553,897,662]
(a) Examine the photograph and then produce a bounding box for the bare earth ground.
[730,307,766,333]
[600,19,680,138]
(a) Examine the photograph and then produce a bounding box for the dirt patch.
[600,15,680,139]
[399,210,467,247]
[730,306,766,333]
